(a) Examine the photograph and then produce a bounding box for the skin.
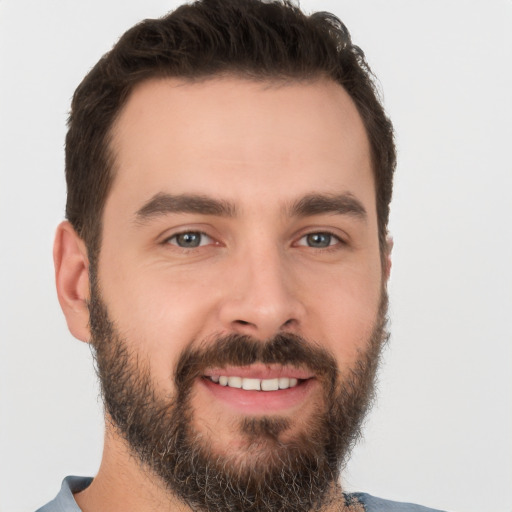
[54,76,389,512]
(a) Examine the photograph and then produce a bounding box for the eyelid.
[294,228,347,247]
[296,231,341,247]
[163,229,216,248]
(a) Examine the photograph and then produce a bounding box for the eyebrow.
[135,193,237,222]
[288,193,367,220]
[134,191,367,224]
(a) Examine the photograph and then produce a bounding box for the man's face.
[91,77,386,509]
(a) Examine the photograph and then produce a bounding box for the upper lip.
[203,364,314,380]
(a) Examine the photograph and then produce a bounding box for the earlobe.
[54,221,91,343]
[385,235,393,280]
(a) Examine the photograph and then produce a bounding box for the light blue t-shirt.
[36,476,447,512]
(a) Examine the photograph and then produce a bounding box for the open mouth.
[199,366,316,414]
[205,375,303,391]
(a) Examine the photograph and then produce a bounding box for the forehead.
[108,76,375,216]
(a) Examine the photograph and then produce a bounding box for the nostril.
[281,319,297,329]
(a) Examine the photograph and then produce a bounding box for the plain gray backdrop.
[1,1,511,511]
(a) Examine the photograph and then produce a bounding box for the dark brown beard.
[88,272,388,512]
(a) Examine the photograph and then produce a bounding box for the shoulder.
[35,476,93,512]
[347,492,448,512]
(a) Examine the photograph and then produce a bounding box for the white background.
[1,1,511,511]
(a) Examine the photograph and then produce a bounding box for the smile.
[207,375,300,391]
[200,365,316,414]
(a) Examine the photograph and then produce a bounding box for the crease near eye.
[296,232,342,249]
[166,231,214,249]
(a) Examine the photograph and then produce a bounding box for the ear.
[53,221,91,342]
[384,234,393,280]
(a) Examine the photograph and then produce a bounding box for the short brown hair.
[65,0,395,264]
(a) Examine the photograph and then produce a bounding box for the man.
[37,0,445,511]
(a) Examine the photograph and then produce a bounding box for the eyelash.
[295,231,344,251]
[164,231,214,249]
[163,230,345,252]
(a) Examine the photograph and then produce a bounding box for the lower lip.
[200,377,316,415]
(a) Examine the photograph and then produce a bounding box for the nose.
[218,247,305,340]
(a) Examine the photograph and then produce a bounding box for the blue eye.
[298,232,339,248]
[167,231,212,248]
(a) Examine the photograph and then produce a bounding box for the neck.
[74,426,190,512]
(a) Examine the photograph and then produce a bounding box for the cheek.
[302,262,383,369]
[97,259,221,388]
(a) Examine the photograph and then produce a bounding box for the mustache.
[174,332,339,388]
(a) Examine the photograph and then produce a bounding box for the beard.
[88,273,389,512]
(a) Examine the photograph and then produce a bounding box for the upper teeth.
[209,375,299,391]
